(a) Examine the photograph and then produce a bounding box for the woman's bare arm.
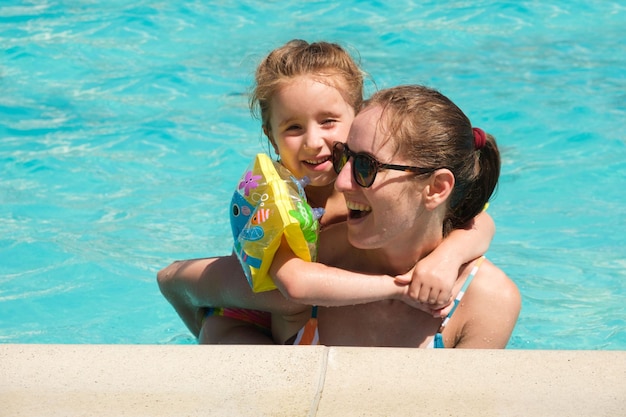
[157,254,303,337]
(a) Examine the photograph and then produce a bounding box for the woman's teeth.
[346,201,371,219]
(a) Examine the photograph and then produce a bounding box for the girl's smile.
[268,75,355,187]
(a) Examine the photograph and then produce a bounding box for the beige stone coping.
[1,344,624,416]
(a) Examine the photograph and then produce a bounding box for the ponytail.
[446,133,500,233]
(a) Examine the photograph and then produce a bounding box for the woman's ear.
[422,169,455,210]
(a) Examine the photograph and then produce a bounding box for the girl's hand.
[394,274,454,317]
[394,258,458,317]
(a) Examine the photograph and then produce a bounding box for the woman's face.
[334,105,429,251]
[267,75,356,187]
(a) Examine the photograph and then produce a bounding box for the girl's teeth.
[305,156,330,165]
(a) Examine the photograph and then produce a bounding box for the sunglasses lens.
[353,155,376,187]
[332,142,377,187]
[332,143,348,174]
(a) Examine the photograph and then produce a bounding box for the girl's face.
[334,105,430,252]
[267,75,356,187]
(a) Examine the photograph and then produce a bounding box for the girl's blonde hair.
[250,39,364,146]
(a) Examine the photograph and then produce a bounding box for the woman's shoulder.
[471,259,520,305]
[452,258,521,348]
[472,259,520,301]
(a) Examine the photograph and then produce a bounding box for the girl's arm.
[269,222,419,308]
[404,210,495,309]
[269,245,408,306]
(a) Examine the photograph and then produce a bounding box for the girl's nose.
[304,125,326,150]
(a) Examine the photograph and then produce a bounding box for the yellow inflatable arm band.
[229,154,323,292]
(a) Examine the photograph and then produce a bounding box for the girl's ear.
[422,169,455,210]
[263,126,279,155]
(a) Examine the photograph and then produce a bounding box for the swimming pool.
[1,1,625,349]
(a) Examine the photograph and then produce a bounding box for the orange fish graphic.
[250,208,271,225]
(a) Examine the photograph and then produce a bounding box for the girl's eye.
[322,119,338,126]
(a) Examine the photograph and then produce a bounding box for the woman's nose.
[334,159,355,193]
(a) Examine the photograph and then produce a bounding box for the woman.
[275,85,520,347]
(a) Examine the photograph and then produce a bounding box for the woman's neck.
[369,228,444,276]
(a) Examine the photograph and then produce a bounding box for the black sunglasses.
[332,142,435,188]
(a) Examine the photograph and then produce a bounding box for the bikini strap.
[292,306,319,345]
[457,256,484,300]
[436,256,485,331]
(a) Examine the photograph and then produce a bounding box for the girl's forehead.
[280,74,352,100]
[269,77,356,125]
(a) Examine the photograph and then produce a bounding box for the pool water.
[1,1,625,349]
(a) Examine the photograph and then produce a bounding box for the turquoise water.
[1,1,625,349]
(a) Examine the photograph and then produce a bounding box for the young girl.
[157,40,495,344]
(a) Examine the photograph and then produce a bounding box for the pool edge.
[2,344,625,416]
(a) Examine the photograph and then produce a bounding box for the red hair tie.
[473,127,486,150]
